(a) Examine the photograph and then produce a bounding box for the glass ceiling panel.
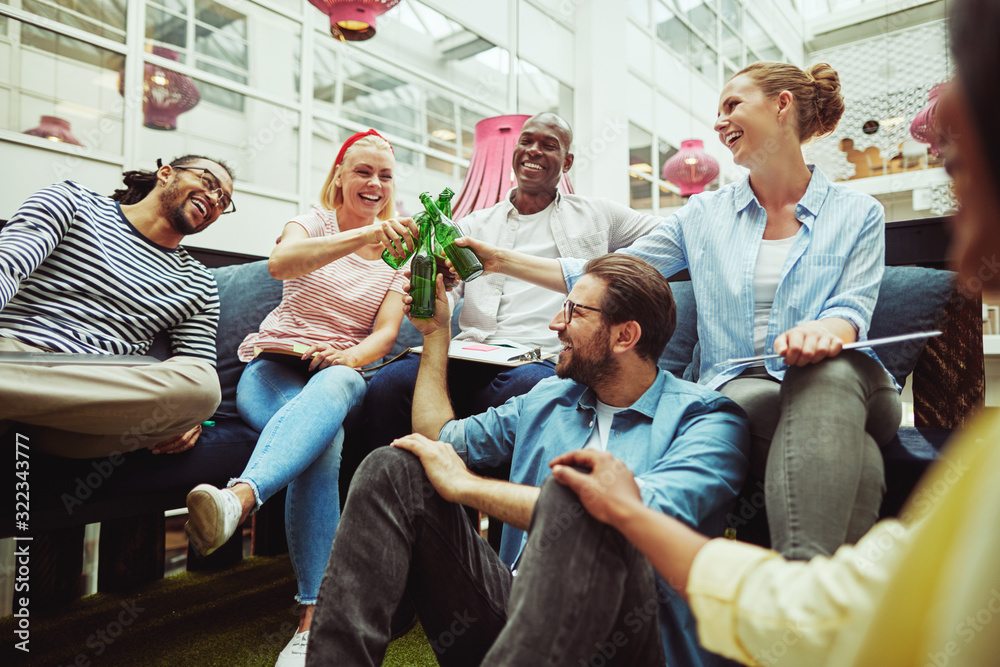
[683,1,717,42]
[720,0,741,30]
[21,0,127,43]
[394,0,465,41]
[801,0,870,19]
[628,0,649,24]
[830,0,867,10]
[746,13,782,62]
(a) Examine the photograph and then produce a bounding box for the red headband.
[334,129,394,171]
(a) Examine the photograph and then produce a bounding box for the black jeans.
[306,448,665,667]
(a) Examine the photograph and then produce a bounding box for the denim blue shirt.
[439,369,749,667]
[560,166,893,391]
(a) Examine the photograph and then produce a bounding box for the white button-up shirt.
[453,188,661,351]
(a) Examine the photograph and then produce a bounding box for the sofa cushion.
[868,266,956,386]
[656,266,956,386]
[657,281,699,379]
[211,261,462,401]
[210,261,284,419]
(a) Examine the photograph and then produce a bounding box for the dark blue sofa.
[3,259,981,602]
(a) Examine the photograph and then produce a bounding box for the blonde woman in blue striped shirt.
[467,61,900,561]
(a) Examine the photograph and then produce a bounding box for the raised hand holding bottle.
[380,212,424,269]
[419,192,484,282]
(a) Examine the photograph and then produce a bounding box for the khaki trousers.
[0,338,221,458]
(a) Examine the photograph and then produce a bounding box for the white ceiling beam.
[808,0,938,37]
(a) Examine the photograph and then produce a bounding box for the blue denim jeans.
[235,358,366,603]
[363,353,556,450]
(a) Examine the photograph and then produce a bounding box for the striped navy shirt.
[561,166,891,390]
[0,181,219,364]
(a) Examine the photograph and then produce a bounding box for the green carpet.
[1,555,437,666]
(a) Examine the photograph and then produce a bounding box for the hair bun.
[806,62,844,138]
[733,61,847,142]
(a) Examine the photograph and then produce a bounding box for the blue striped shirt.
[561,166,891,390]
[0,181,219,364]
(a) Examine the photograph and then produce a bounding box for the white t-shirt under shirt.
[752,236,796,355]
[583,399,626,452]
[490,204,564,352]
[581,398,649,492]
[237,207,407,362]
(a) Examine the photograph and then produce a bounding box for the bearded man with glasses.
[306,254,750,667]
[0,155,235,457]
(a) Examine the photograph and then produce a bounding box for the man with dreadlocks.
[0,156,234,457]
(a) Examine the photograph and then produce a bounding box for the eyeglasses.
[562,299,604,324]
[172,165,236,214]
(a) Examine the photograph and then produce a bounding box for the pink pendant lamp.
[308,0,400,41]
[910,83,946,157]
[452,115,574,221]
[23,116,83,145]
[661,139,719,196]
[119,47,201,131]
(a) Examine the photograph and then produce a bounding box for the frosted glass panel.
[4,18,125,153]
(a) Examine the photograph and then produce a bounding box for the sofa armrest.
[912,289,985,429]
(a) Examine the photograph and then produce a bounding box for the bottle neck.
[417,220,434,254]
[437,196,452,219]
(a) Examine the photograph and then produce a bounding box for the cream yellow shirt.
[688,412,1000,666]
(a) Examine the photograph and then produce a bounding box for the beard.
[159,181,209,236]
[555,328,616,388]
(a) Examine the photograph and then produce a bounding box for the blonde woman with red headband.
[184,129,415,666]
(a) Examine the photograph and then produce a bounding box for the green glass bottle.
[419,192,484,282]
[381,211,426,270]
[430,189,453,264]
[408,215,436,319]
[436,187,454,219]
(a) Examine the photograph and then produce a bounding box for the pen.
[507,347,542,362]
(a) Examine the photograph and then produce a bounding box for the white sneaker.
[184,483,243,556]
[275,630,309,667]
